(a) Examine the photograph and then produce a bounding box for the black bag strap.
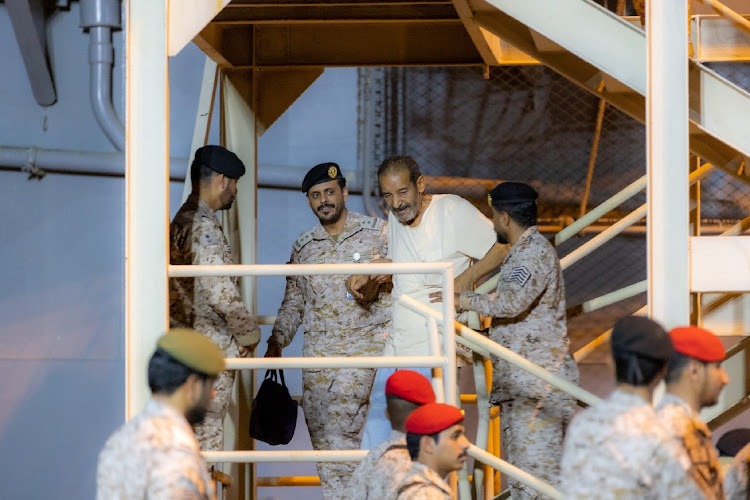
[263,369,287,387]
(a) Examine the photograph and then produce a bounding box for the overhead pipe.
[0,146,360,188]
[80,0,125,151]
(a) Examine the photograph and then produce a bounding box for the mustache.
[393,204,411,212]
[317,203,335,212]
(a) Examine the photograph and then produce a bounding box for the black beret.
[610,316,674,361]
[193,145,245,179]
[301,162,345,193]
[717,428,750,457]
[488,182,539,207]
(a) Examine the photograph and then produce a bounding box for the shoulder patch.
[293,230,315,252]
[500,266,531,287]
[199,233,219,247]
[359,216,381,230]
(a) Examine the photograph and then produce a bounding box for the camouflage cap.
[301,162,345,193]
[157,329,226,376]
[193,145,245,179]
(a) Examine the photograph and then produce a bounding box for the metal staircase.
[460,0,750,186]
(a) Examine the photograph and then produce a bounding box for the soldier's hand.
[429,291,462,311]
[368,258,393,284]
[346,274,369,299]
[238,345,254,358]
[265,342,283,358]
[454,273,475,294]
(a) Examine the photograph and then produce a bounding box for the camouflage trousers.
[194,341,240,452]
[194,368,235,452]
[500,395,576,499]
[302,367,377,500]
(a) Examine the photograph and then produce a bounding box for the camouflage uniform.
[396,462,452,499]
[460,226,578,499]
[724,443,750,500]
[96,398,216,500]
[656,393,724,499]
[561,389,703,499]
[270,211,390,499]
[347,430,411,500]
[170,194,261,451]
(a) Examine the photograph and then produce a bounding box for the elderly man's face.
[379,169,422,225]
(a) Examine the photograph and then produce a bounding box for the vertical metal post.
[222,71,258,500]
[125,0,169,418]
[689,156,702,325]
[442,266,457,405]
[646,0,690,328]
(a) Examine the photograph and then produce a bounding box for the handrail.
[698,0,750,35]
[467,445,562,500]
[399,294,601,407]
[475,163,715,295]
[203,450,368,463]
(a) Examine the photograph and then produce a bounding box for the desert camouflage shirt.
[724,442,750,500]
[656,393,724,499]
[561,389,703,499]
[96,398,215,500]
[460,226,578,400]
[396,462,452,499]
[347,430,411,500]
[170,194,260,351]
[270,211,390,356]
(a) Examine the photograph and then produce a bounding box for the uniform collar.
[503,225,539,264]
[311,211,361,241]
[187,193,219,219]
[659,393,710,433]
[411,462,452,493]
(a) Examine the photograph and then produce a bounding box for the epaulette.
[293,230,315,252]
[359,216,381,230]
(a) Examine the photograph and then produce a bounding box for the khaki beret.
[157,329,226,376]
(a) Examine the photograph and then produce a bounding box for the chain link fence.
[359,62,750,393]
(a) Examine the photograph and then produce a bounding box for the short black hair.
[377,156,422,186]
[148,348,209,395]
[664,352,700,384]
[494,201,537,228]
[613,353,666,386]
[406,431,440,460]
[190,161,219,185]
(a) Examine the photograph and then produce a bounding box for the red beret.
[405,403,464,435]
[669,326,726,362]
[386,370,436,404]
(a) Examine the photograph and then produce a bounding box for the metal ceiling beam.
[6,0,56,106]
[196,21,482,67]
[212,4,458,23]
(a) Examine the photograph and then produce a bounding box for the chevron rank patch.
[501,266,531,287]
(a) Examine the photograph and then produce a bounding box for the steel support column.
[125,0,169,417]
[647,0,690,328]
